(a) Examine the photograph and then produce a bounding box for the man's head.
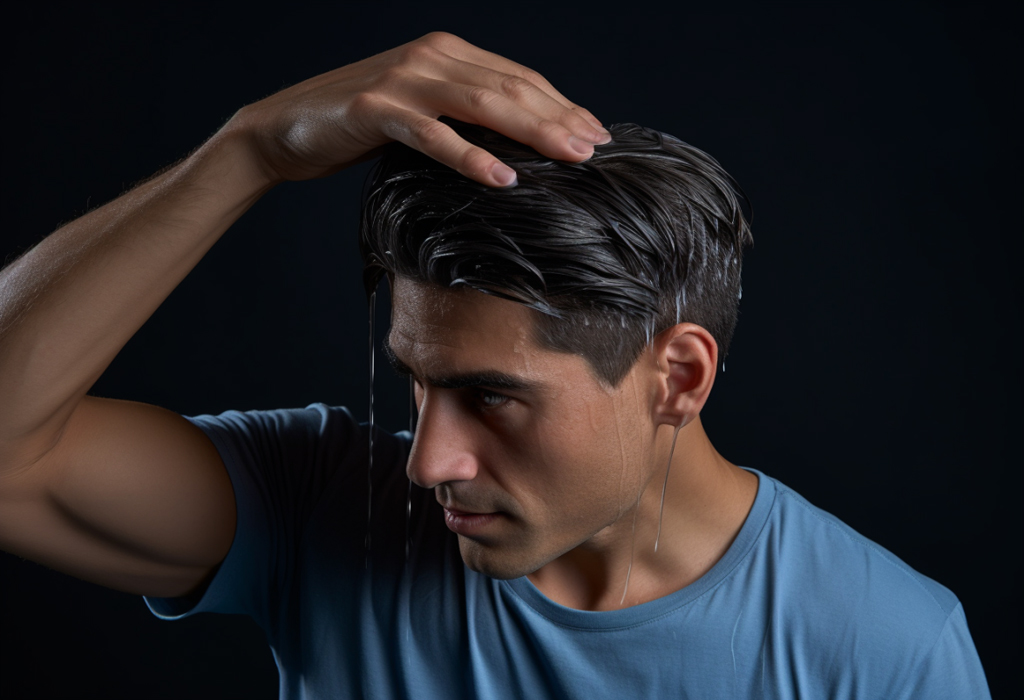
[360,118,752,388]
[359,120,752,579]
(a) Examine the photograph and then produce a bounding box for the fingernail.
[491,161,518,187]
[583,129,612,145]
[568,135,594,156]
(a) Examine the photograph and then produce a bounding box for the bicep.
[0,396,236,597]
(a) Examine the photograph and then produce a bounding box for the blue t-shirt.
[146,403,990,699]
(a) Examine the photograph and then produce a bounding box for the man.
[0,32,989,698]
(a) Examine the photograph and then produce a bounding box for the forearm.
[0,30,608,471]
[0,127,273,464]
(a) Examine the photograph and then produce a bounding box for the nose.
[405,390,480,489]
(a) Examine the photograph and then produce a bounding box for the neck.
[526,417,758,611]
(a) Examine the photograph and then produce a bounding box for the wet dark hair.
[359,118,752,387]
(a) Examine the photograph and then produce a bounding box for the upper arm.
[0,396,236,597]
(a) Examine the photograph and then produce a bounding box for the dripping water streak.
[608,388,633,607]
[654,424,683,553]
[619,490,643,607]
[365,290,377,566]
[406,375,415,560]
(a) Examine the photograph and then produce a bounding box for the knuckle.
[419,31,457,48]
[465,85,501,111]
[459,147,492,178]
[413,117,452,147]
[519,67,547,87]
[400,41,439,65]
[499,75,534,101]
[536,118,567,141]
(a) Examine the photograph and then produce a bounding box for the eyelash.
[411,380,510,411]
[477,389,510,409]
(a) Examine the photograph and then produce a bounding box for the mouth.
[443,507,503,536]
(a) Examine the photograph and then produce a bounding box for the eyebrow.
[382,335,541,393]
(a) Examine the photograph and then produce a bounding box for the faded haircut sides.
[359,117,752,387]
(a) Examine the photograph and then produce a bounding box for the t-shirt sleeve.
[901,601,991,699]
[143,403,387,629]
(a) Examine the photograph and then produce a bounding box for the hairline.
[387,274,638,390]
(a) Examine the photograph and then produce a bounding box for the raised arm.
[0,32,610,598]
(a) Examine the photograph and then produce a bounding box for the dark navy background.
[0,2,1019,698]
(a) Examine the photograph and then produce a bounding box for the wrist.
[196,115,284,198]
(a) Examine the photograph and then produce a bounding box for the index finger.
[414,32,606,132]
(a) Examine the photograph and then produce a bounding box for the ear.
[650,323,719,428]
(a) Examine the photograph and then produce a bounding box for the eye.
[477,389,510,409]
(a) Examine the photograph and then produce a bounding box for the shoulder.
[186,402,411,467]
[181,402,412,541]
[748,473,979,695]
[186,402,359,447]
[766,477,959,620]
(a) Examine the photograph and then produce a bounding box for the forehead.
[389,277,535,354]
[388,277,600,389]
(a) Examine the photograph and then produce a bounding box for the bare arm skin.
[0,32,609,598]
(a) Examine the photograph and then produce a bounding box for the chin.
[458,537,547,580]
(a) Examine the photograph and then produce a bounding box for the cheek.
[543,394,651,503]
[509,399,634,499]
[544,392,630,462]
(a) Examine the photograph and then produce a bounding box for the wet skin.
[387,277,758,611]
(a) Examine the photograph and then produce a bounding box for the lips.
[443,507,502,536]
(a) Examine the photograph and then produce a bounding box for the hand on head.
[226,31,611,187]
